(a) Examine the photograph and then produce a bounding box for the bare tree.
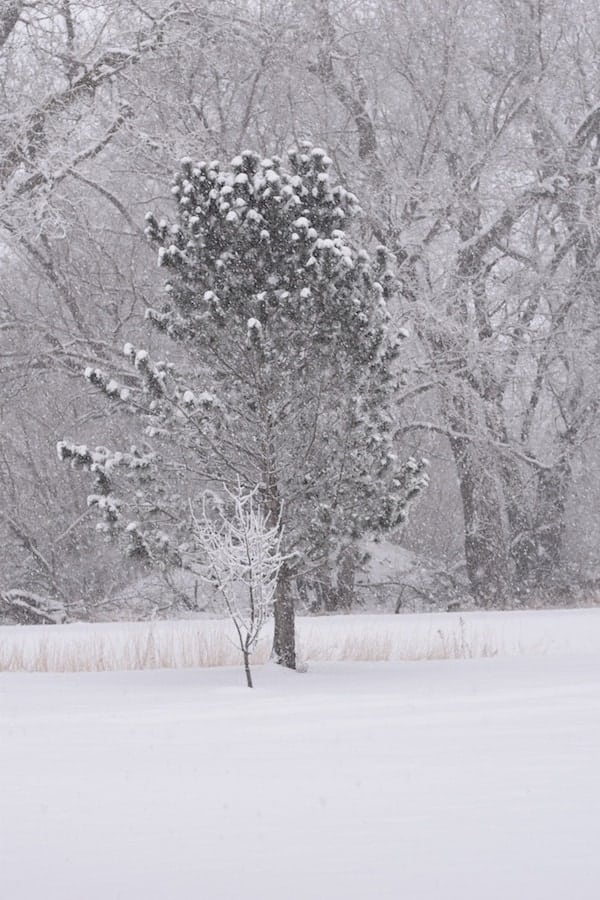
[283,0,600,602]
[191,483,286,687]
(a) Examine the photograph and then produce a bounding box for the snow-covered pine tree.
[58,144,428,668]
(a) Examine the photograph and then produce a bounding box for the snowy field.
[1,610,600,899]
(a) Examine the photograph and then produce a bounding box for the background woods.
[3,0,600,624]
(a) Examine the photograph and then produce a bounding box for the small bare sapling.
[191,484,285,687]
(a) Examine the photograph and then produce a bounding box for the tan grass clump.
[0,616,505,673]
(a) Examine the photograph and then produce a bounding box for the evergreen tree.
[59,144,427,668]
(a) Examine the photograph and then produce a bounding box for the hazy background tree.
[272,0,600,604]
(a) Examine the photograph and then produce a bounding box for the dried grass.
[0,616,505,673]
[297,617,501,664]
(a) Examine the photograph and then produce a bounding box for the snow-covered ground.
[1,612,600,899]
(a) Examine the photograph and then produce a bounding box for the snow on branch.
[57,441,155,511]
[0,589,66,625]
[84,366,131,402]
[190,483,288,687]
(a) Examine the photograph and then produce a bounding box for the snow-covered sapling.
[191,483,286,688]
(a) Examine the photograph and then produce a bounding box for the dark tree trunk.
[501,460,537,593]
[502,458,571,597]
[449,432,510,605]
[262,431,296,668]
[272,567,296,669]
[242,648,253,688]
[531,459,571,590]
[336,547,358,609]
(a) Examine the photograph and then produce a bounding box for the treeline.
[2,0,600,624]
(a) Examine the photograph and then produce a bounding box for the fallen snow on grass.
[3,607,600,672]
[1,653,599,899]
